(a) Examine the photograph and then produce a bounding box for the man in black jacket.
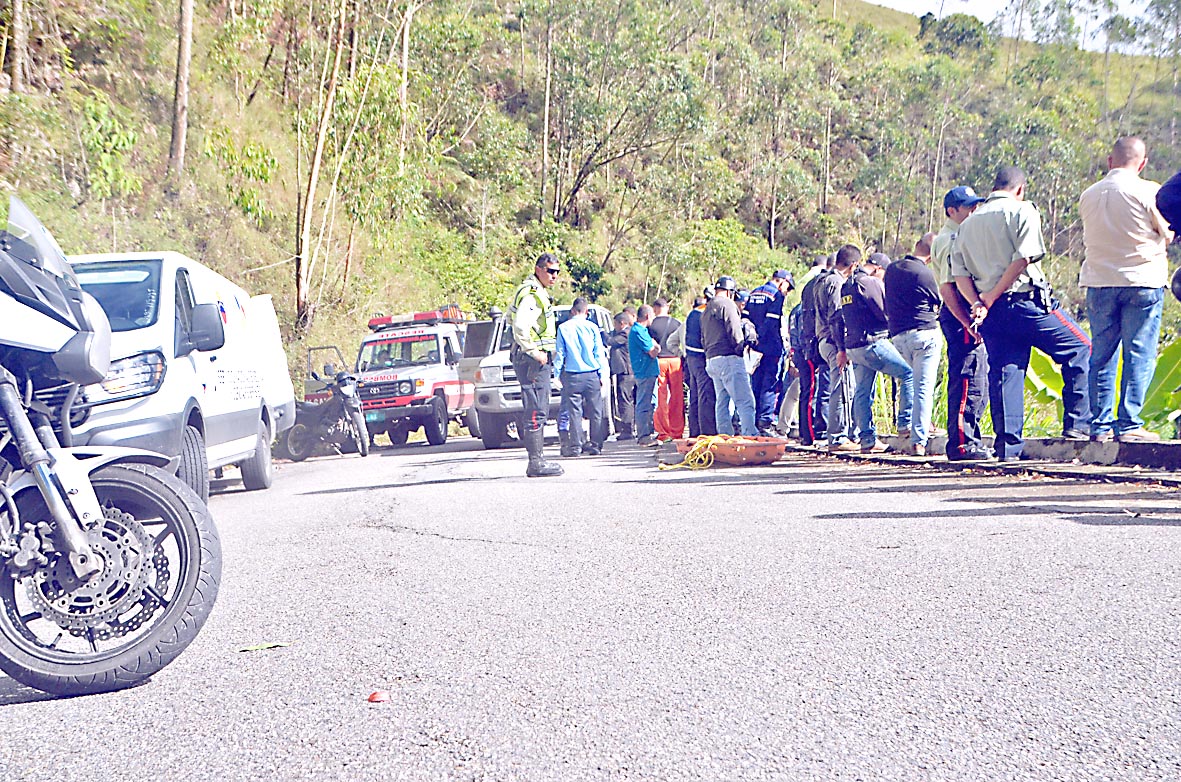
[816,245,860,451]
[843,253,913,453]
[796,261,833,445]
[607,311,635,440]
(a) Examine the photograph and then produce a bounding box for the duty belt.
[864,331,888,342]
[999,289,1037,302]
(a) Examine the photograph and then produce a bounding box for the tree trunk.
[398,1,421,177]
[295,1,347,333]
[540,9,553,220]
[167,0,195,180]
[10,0,27,93]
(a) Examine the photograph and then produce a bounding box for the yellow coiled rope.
[658,435,733,470]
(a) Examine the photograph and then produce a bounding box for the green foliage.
[203,127,277,227]
[78,95,141,201]
[1141,339,1181,425]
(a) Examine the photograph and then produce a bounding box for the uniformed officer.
[933,186,993,461]
[952,166,1091,461]
[509,253,564,477]
[744,270,795,435]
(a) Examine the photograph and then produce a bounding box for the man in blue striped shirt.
[554,297,609,457]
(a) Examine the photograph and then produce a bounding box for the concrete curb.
[783,442,1181,488]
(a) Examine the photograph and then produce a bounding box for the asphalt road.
[2,437,1179,781]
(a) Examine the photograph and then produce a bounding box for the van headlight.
[84,351,167,405]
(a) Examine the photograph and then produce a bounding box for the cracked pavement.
[1,437,1179,780]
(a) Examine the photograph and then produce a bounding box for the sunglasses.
[543,267,561,276]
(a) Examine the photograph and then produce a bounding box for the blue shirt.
[554,315,607,376]
[628,323,659,379]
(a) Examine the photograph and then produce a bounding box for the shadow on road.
[0,676,65,706]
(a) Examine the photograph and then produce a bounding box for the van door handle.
[209,355,218,362]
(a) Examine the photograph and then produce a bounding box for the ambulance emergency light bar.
[368,304,472,331]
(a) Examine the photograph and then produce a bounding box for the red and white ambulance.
[352,305,476,446]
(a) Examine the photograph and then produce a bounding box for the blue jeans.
[892,328,941,446]
[848,340,913,446]
[706,355,757,436]
[1087,286,1164,435]
[634,376,658,438]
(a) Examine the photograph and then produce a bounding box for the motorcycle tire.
[0,464,221,696]
[424,396,448,446]
[178,424,210,502]
[349,409,370,457]
[284,422,316,462]
[240,419,274,491]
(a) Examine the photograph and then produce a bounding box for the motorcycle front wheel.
[0,464,221,695]
[349,409,370,457]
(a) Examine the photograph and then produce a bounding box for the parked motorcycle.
[0,196,221,695]
[278,370,370,461]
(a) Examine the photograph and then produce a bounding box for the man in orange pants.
[647,298,685,442]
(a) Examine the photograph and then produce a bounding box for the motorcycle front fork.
[0,369,101,581]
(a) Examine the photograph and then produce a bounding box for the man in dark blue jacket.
[744,270,795,435]
[683,295,716,437]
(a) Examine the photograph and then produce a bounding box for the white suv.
[458,304,613,449]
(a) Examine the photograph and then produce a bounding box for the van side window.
[175,269,196,352]
[444,338,458,365]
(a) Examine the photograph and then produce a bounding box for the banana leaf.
[1024,348,1064,405]
[1141,339,1181,424]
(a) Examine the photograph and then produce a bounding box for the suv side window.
[444,337,458,364]
[174,268,196,355]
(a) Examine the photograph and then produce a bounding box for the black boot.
[524,427,563,477]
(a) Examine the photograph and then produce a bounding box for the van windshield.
[74,261,163,332]
[359,333,441,370]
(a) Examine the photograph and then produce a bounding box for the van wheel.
[424,396,448,446]
[178,425,210,502]
[240,420,274,491]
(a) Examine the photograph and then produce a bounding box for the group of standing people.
[507,135,1181,477]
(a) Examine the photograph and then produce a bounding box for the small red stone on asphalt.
[367,691,391,703]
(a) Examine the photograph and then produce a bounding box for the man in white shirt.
[1079,137,1175,443]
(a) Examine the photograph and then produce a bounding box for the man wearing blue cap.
[934,186,993,460]
[953,166,1091,461]
[744,270,795,435]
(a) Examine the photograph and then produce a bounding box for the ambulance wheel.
[178,425,210,502]
[386,425,409,446]
[424,396,448,446]
[463,412,481,438]
[240,419,274,491]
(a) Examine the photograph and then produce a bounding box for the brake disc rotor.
[25,505,168,639]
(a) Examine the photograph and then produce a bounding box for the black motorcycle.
[0,196,221,695]
[278,371,370,461]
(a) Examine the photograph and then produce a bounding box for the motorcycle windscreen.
[6,195,74,280]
